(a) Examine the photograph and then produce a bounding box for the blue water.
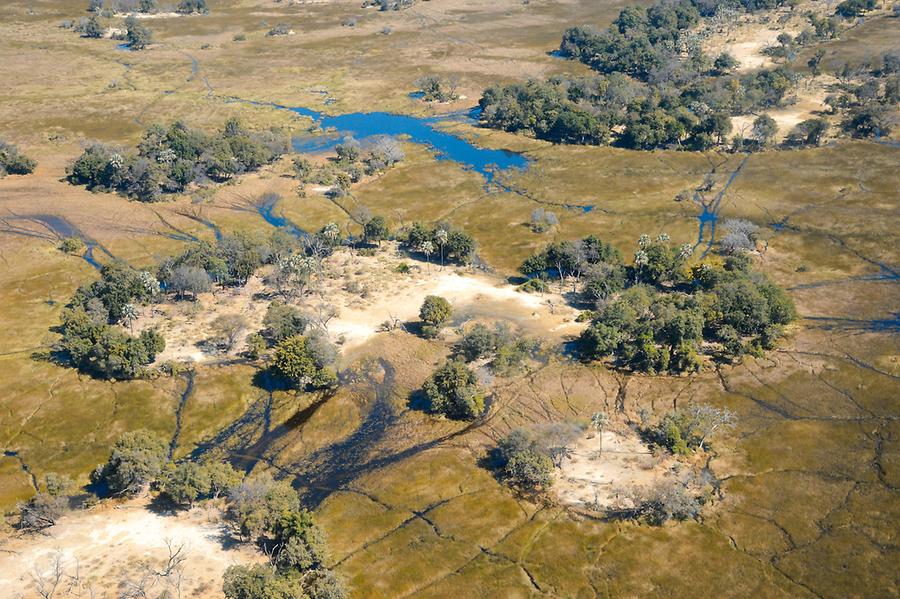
[234,100,529,182]
[256,195,307,239]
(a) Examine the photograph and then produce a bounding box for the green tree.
[422,359,485,419]
[125,16,153,50]
[419,295,452,328]
[271,335,335,389]
[494,429,554,490]
[363,216,389,245]
[94,429,168,495]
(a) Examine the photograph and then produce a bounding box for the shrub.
[419,295,452,330]
[271,335,336,389]
[92,429,168,495]
[493,429,554,490]
[422,359,485,419]
[0,140,37,176]
[263,301,309,344]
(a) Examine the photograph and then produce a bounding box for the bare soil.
[0,498,262,599]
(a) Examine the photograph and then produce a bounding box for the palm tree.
[121,303,139,334]
[434,228,448,270]
[591,411,609,457]
[419,240,435,272]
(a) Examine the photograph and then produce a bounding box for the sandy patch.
[0,498,262,599]
[136,244,583,364]
[113,12,183,19]
[555,428,680,509]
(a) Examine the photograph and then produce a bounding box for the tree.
[263,301,308,344]
[177,0,209,14]
[125,16,153,50]
[457,323,498,361]
[419,295,452,338]
[494,429,554,490]
[77,15,104,38]
[271,335,335,389]
[787,118,829,146]
[93,429,168,495]
[223,564,302,599]
[751,114,778,148]
[713,52,739,74]
[227,472,301,541]
[590,411,609,456]
[434,228,448,269]
[422,359,485,419]
[211,314,246,352]
[18,492,67,533]
[160,461,211,507]
[0,140,37,176]
[808,49,826,75]
[363,216,389,245]
[170,265,211,300]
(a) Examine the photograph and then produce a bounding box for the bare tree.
[688,404,737,450]
[32,551,65,599]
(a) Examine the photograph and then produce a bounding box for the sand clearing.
[555,428,680,509]
[0,499,262,599]
[136,244,582,364]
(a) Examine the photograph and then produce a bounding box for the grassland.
[0,0,898,597]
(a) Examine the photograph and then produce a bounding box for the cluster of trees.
[825,53,900,139]
[56,262,165,379]
[0,139,36,177]
[295,137,404,199]
[158,231,278,292]
[644,404,737,454]
[68,120,289,201]
[422,359,485,420]
[223,473,345,598]
[456,323,539,375]
[85,429,345,597]
[414,75,460,102]
[520,232,795,373]
[362,0,417,10]
[476,0,840,150]
[88,0,207,13]
[400,222,477,266]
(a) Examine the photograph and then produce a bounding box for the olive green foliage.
[57,262,164,379]
[160,460,243,506]
[177,0,208,14]
[493,429,555,490]
[124,15,152,50]
[294,137,404,192]
[479,0,802,150]
[262,301,309,345]
[419,295,453,339]
[0,139,37,176]
[17,473,72,533]
[91,429,168,495]
[457,323,538,375]
[520,235,624,298]
[414,75,459,102]
[74,15,105,38]
[572,234,795,373]
[401,222,476,265]
[645,404,737,454]
[835,0,876,18]
[224,474,346,598]
[271,334,337,390]
[158,231,275,290]
[363,216,389,244]
[422,359,485,420]
[59,237,86,254]
[67,120,289,201]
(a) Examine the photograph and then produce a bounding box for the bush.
[125,15,152,50]
[263,301,309,344]
[419,295,452,331]
[0,140,37,176]
[422,360,485,419]
[271,335,336,390]
[493,429,554,490]
[92,429,168,495]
